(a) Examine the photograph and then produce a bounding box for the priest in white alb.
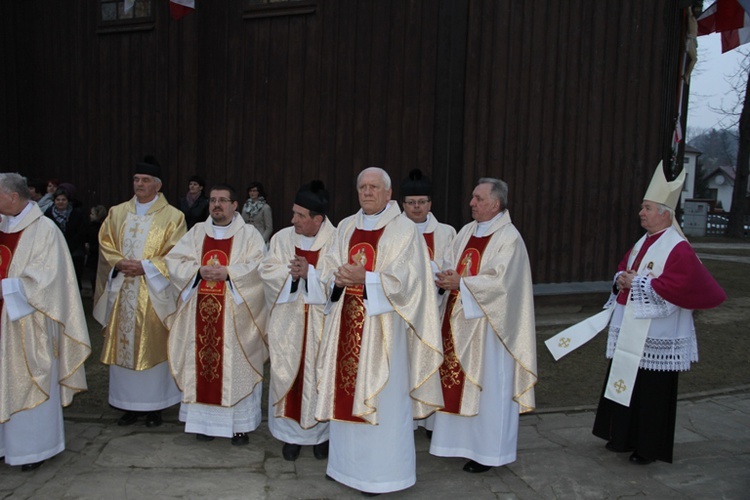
[430,177,537,473]
[316,167,444,496]
[94,158,186,428]
[165,184,268,445]
[261,181,335,461]
[0,173,91,472]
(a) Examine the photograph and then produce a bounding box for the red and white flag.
[170,0,195,20]
[697,0,750,52]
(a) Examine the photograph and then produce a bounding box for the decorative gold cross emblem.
[614,379,627,394]
[128,222,142,238]
[558,337,571,348]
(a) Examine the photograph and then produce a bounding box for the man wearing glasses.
[165,184,268,446]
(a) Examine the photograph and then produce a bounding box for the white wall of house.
[680,151,699,208]
[706,173,734,211]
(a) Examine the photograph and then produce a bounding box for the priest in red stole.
[166,184,268,445]
[399,168,456,436]
[315,167,444,495]
[592,163,726,465]
[261,181,335,462]
[430,178,537,474]
[0,173,91,471]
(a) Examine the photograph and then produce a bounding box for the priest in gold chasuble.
[94,159,186,428]
[0,173,91,471]
[261,181,335,462]
[166,185,268,444]
[430,178,537,474]
[315,168,443,496]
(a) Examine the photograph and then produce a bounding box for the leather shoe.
[231,433,249,446]
[282,443,301,461]
[605,441,634,453]
[196,433,215,442]
[117,411,139,426]
[21,460,44,472]
[629,452,654,465]
[425,429,433,439]
[463,460,492,473]
[144,411,162,427]
[313,440,329,459]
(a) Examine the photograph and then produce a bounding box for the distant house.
[680,145,701,209]
[703,166,736,212]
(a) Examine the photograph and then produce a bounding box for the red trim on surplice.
[194,236,233,405]
[439,234,491,414]
[0,230,23,319]
[282,247,321,423]
[423,232,435,260]
[333,227,384,422]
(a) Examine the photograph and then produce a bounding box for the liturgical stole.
[0,231,22,316]
[333,227,385,422]
[423,232,435,261]
[195,236,234,405]
[282,246,321,424]
[439,234,491,414]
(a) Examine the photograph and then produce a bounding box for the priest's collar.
[475,210,505,237]
[135,193,159,215]
[297,233,316,250]
[6,201,34,230]
[415,213,432,234]
[361,202,389,230]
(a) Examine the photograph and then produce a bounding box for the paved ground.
[2,242,749,498]
[1,390,748,499]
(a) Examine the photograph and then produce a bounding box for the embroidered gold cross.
[128,222,142,238]
[614,379,627,394]
[558,337,571,348]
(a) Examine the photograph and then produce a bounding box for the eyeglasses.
[209,198,234,204]
[403,199,430,206]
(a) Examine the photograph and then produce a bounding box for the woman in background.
[242,182,273,243]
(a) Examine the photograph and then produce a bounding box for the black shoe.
[605,441,634,453]
[231,433,249,446]
[21,461,44,472]
[144,411,162,428]
[313,440,329,459]
[282,443,301,461]
[425,429,433,439]
[196,433,215,442]
[629,452,654,465]
[361,492,381,497]
[325,474,336,482]
[117,411,139,426]
[463,460,492,473]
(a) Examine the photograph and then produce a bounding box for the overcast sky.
[687,33,748,136]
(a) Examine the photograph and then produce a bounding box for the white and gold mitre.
[643,161,686,210]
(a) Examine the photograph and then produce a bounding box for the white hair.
[357,167,391,190]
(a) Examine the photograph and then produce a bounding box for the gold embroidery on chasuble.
[439,234,491,414]
[115,214,154,368]
[194,236,233,405]
[333,228,384,423]
[282,247,321,423]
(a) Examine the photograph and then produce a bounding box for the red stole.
[282,246,321,423]
[0,230,23,314]
[333,227,385,422]
[195,236,233,405]
[439,234,492,414]
[423,232,435,260]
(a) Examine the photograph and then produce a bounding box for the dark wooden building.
[0,0,692,283]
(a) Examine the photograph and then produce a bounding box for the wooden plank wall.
[0,0,683,283]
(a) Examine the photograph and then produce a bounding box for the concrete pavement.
[1,388,748,499]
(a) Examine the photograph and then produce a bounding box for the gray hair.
[0,173,31,200]
[357,167,392,190]
[477,177,508,209]
[656,202,674,220]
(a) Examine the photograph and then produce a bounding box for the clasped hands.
[616,269,637,290]
[200,262,228,282]
[435,269,460,291]
[289,255,310,280]
[115,259,146,278]
[334,263,367,287]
